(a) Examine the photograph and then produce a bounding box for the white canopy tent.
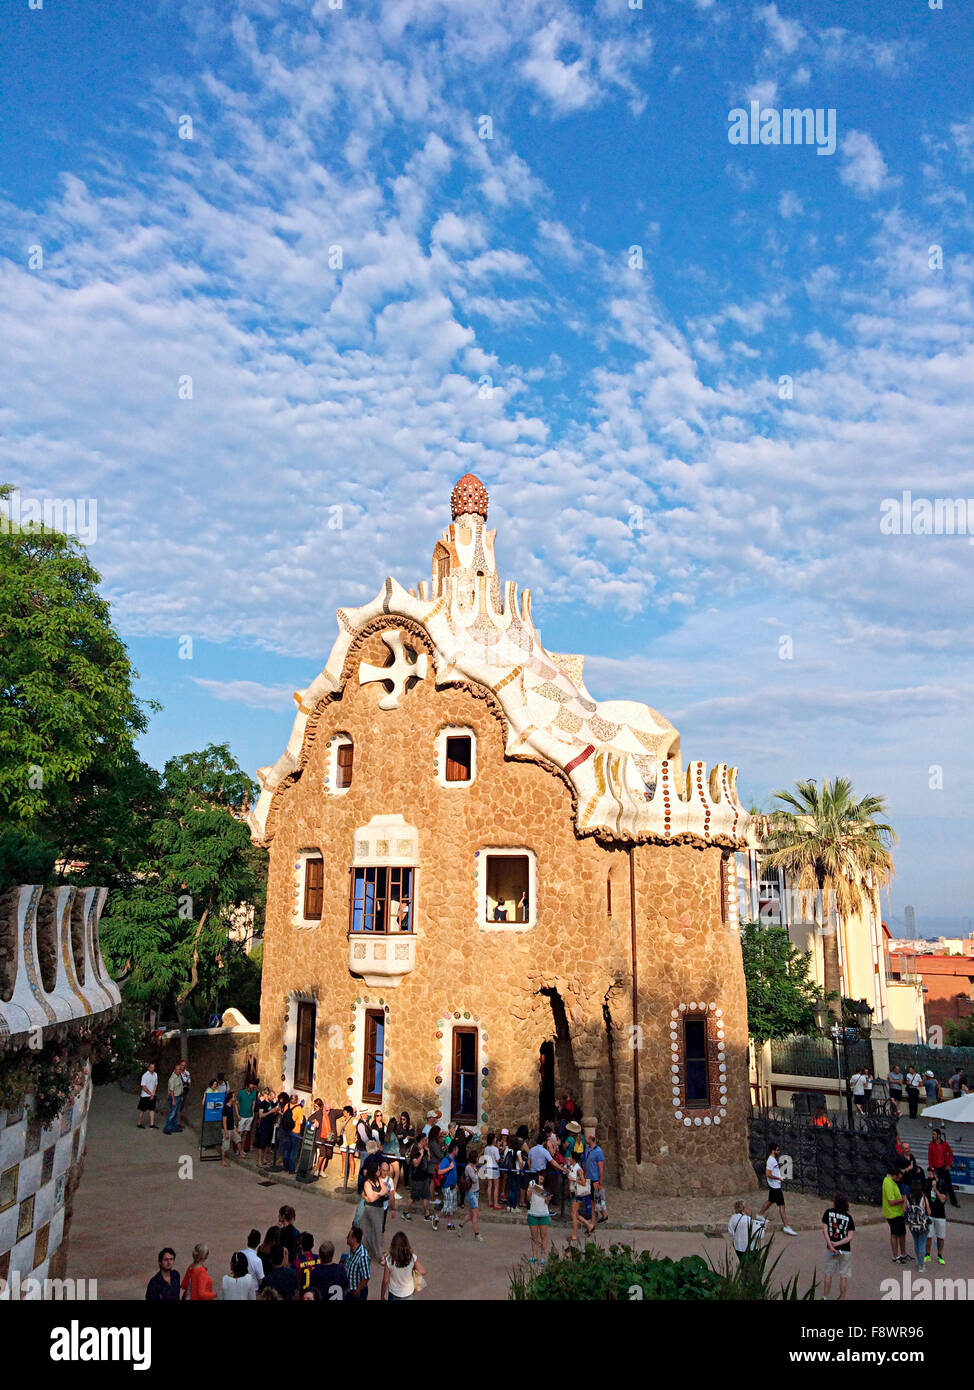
[916,1092,974,1194]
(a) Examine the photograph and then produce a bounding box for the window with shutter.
[363,1010,385,1103]
[350,865,414,933]
[303,857,324,920]
[337,741,353,788]
[295,1001,316,1092]
[445,735,472,782]
[451,1027,478,1122]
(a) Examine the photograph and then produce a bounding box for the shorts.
[929,1217,947,1240]
[887,1216,906,1237]
[410,1182,427,1202]
[238,1116,253,1133]
[527,1214,550,1227]
[827,1250,852,1278]
[466,1193,479,1209]
[137,1097,156,1111]
[441,1187,458,1216]
[766,1187,784,1206]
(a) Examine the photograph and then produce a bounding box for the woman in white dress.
[483,1131,501,1209]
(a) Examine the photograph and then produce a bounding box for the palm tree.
[761,778,896,1006]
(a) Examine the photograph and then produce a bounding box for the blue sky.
[3,0,973,930]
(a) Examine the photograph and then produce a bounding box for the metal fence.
[770,1035,872,1079]
[888,1042,974,1078]
[749,1107,897,1206]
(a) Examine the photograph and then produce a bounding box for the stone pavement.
[67,1084,974,1301]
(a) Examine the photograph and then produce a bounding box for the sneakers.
[923,1255,930,1263]
[938,1256,946,1265]
[402,1212,412,1221]
[782,1226,798,1236]
[474,1234,484,1242]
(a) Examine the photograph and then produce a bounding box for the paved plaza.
[68,1084,974,1301]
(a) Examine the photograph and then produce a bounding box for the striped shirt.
[345,1244,370,1297]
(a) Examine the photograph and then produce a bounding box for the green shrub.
[510,1238,817,1301]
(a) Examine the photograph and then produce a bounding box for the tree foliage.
[100,743,267,1032]
[740,920,822,1043]
[0,484,158,888]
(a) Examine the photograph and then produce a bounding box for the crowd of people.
[139,1071,611,1295]
[846,1063,970,1119]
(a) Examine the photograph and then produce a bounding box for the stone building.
[250,475,753,1194]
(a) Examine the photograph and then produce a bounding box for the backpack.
[459,1170,473,1194]
[280,1107,295,1134]
[905,1201,929,1235]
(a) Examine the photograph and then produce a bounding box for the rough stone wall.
[256,618,752,1195]
[150,1030,260,1095]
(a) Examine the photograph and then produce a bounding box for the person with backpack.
[905,1183,932,1266]
[401,1138,431,1222]
[279,1094,303,1173]
[821,1193,855,1300]
[433,1143,458,1231]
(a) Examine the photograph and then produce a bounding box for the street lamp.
[814,997,856,1126]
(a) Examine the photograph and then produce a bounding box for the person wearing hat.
[565,1123,594,1244]
[921,1071,939,1110]
[421,1109,441,1138]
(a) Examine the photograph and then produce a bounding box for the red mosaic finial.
[450,473,489,520]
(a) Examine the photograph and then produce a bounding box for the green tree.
[100,744,267,1053]
[945,1016,974,1048]
[740,920,822,1043]
[0,483,158,888]
[761,777,896,1005]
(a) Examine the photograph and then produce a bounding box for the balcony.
[348,932,415,987]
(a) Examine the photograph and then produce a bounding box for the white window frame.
[477,847,537,932]
[436,725,477,789]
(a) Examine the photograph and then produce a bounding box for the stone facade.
[252,476,754,1194]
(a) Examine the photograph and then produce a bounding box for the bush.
[509,1238,817,1301]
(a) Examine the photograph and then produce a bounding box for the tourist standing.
[584,1133,607,1224]
[457,1147,484,1241]
[568,1147,595,1244]
[887,1063,905,1117]
[309,1241,349,1300]
[882,1161,908,1263]
[757,1141,797,1236]
[238,1230,263,1285]
[254,1089,277,1167]
[220,1089,238,1167]
[277,1205,299,1264]
[905,1184,932,1267]
[847,1068,868,1115]
[401,1138,431,1222]
[727,1201,763,1264]
[221,1251,257,1300]
[381,1231,426,1300]
[236,1081,257,1154]
[145,1247,180,1300]
[264,1245,300,1299]
[923,1168,948,1265]
[821,1193,855,1300]
[360,1164,387,1261]
[527,1175,551,1264]
[905,1066,923,1120]
[922,1071,939,1111]
[948,1068,963,1099]
[178,1063,191,1129]
[382,1114,402,1187]
[344,1226,371,1300]
[928,1129,959,1208]
[434,1142,458,1231]
[137,1063,158,1129]
[895,1143,921,1197]
[483,1131,501,1209]
[181,1244,216,1300]
[163,1063,185,1134]
[294,1231,319,1290]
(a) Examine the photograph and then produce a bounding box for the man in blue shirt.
[435,1143,458,1230]
[584,1134,606,1223]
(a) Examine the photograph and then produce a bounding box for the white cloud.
[757,3,804,56]
[839,130,897,198]
[192,679,296,711]
[778,190,804,219]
